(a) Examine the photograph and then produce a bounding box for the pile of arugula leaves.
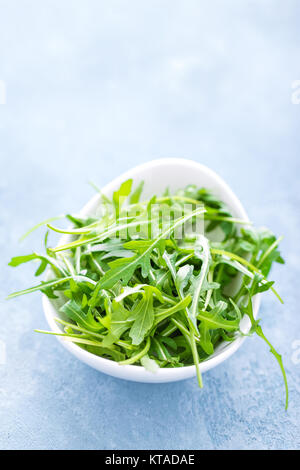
[7,180,288,408]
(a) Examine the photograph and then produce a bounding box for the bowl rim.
[43,158,260,382]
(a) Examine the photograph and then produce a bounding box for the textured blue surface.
[0,0,300,450]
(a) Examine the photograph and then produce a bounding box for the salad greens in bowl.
[7,159,288,408]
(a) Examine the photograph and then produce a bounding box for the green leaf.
[115,284,164,303]
[109,300,132,340]
[8,254,39,266]
[113,179,133,218]
[154,295,192,325]
[188,236,210,332]
[129,288,154,346]
[60,299,102,332]
[7,276,77,299]
[242,276,288,409]
[130,181,144,204]
[197,301,239,331]
[176,265,194,294]
[199,323,214,355]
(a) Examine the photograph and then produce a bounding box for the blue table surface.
[0,0,299,450]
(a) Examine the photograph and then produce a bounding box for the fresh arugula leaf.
[113,179,133,218]
[60,299,102,332]
[130,181,144,204]
[129,287,154,345]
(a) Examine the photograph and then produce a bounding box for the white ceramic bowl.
[43,158,260,382]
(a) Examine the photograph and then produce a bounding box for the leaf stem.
[119,337,151,365]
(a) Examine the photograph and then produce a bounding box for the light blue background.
[0,0,299,450]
